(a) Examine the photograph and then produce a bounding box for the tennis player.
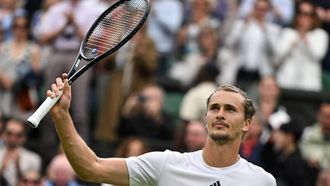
[48,74,276,186]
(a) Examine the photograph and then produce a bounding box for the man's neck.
[202,138,241,167]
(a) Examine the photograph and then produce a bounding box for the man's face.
[3,120,25,149]
[205,91,250,144]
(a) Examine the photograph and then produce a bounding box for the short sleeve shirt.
[125,150,276,186]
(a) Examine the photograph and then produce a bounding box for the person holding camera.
[117,84,176,151]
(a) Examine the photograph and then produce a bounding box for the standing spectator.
[215,0,240,42]
[94,27,157,142]
[118,84,176,150]
[270,121,312,186]
[177,0,219,57]
[315,0,330,90]
[238,0,295,26]
[36,0,103,163]
[146,0,183,76]
[181,120,207,152]
[31,0,60,69]
[0,0,18,41]
[300,102,330,171]
[0,117,41,186]
[45,154,81,186]
[212,0,237,22]
[224,0,281,92]
[18,169,43,186]
[0,11,41,119]
[169,25,220,87]
[275,0,328,91]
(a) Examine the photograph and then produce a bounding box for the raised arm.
[49,74,129,185]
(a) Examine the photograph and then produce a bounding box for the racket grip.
[27,90,63,128]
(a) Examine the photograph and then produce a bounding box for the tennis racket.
[27,0,150,128]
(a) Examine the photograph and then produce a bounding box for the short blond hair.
[206,85,256,120]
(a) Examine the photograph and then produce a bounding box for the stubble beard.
[209,129,242,145]
[209,131,231,145]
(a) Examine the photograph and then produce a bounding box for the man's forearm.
[51,111,99,180]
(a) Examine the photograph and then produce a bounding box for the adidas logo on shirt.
[209,180,221,186]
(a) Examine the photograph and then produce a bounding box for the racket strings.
[83,0,147,59]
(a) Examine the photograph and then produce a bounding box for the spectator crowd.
[0,0,330,185]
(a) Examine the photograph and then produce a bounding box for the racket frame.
[27,0,150,128]
[67,0,150,84]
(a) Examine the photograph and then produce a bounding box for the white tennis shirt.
[126,150,276,186]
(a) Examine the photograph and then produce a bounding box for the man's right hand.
[48,73,71,118]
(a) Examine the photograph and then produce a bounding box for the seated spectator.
[45,154,81,186]
[254,76,291,172]
[239,116,264,166]
[254,76,290,146]
[275,0,328,91]
[118,85,176,150]
[271,120,312,186]
[300,101,330,170]
[101,137,149,186]
[176,120,207,152]
[18,169,43,186]
[179,62,219,122]
[114,137,149,158]
[0,117,41,186]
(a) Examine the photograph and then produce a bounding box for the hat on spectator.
[279,119,303,142]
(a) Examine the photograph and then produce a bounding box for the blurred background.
[0,0,330,185]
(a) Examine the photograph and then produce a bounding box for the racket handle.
[27,90,63,128]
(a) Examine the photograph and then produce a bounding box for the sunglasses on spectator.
[21,178,41,185]
[5,130,24,138]
[298,11,314,17]
[13,24,28,30]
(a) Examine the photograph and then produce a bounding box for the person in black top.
[118,84,176,150]
[270,120,313,186]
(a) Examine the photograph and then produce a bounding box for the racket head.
[80,0,150,61]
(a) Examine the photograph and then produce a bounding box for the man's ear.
[242,118,252,132]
